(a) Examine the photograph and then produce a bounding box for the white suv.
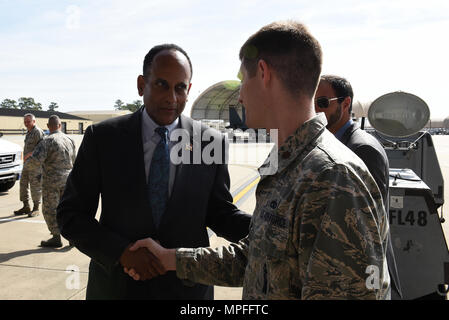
[0,133,23,192]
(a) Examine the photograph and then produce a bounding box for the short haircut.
[239,20,322,99]
[48,115,61,127]
[143,44,193,80]
[24,113,35,120]
[320,75,354,115]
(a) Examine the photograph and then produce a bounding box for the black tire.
[0,180,15,192]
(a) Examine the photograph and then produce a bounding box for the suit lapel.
[123,107,147,189]
[159,115,196,229]
[123,108,157,231]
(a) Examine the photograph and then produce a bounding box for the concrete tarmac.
[1,134,448,300]
[0,163,257,300]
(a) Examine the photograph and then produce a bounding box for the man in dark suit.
[56,44,251,299]
[315,74,402,299]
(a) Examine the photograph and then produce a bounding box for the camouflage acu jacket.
[24,125,44,158]
[27,131,76,185]
[176,113,390,300]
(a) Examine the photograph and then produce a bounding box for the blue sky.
[1,0,448,119]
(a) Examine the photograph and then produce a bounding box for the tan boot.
[28,203,40,217]
[14,203,31,216]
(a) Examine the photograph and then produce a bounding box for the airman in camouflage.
[14,113,44,216]
[124,21,390,299]
[175,113,390,299]
[27,115,76,247]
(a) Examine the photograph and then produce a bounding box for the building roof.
[0,108,88,120]
[190,80,243,121]
[68,110,132,115]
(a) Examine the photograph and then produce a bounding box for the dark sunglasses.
[315,96,345,109]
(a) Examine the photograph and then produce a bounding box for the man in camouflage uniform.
[26,115,76,247]
[14,113,44,217]
[125,21,391,299]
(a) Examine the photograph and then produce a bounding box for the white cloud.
[65,5,81,30]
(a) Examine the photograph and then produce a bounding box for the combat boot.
[28,203,40,217]
[14,203,31,216]
[40,235,63,248]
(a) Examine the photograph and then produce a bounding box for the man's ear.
[342,96,352,114]
[137,75,145,96]
[258,59,271,87]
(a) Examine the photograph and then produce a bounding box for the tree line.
[114,99,143,112]
[1,97,143,112]
[1,97,59,111]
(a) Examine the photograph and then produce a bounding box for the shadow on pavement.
[0,246,73,264]
[0,214,34,225]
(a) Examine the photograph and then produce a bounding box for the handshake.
[119,238,176,281]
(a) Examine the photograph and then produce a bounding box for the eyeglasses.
[315,96,345,109]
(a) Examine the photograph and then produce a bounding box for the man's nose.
[166,89,177,105]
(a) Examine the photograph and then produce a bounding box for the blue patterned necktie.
[148,126,169,228]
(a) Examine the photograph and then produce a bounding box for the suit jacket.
[56,109,251,299]
[340,122,402,298]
